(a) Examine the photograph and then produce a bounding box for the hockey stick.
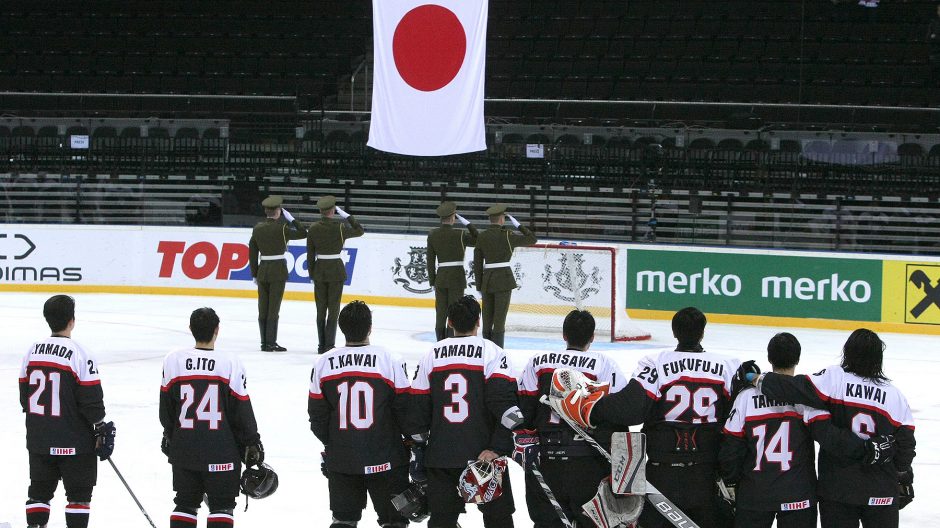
[529,466,574,528]
[540,396,701,528]
[108,458,158,528]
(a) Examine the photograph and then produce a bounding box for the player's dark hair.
[339,300,372,342]
[448,295,481,334]
[672,307,706,350]
[841,328,889,384]
[190,307,220,343]
[563,310,595,349]
[767,332,801,369]
[43,294,75,333]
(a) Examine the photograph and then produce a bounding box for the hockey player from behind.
[720,332,897,528]
[749,329,916,528]
[160,307,264,528]
[19,295,115,528]
[554,307,742,527]
[409,295,524,528]
[516,309,627,528]
[308,300,412,528]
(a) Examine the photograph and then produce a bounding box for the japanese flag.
[368,1,487,156]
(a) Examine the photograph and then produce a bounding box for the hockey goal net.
[503,243,651,342]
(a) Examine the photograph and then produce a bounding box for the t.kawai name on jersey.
[844,382,888,405]
[327,352,378,369]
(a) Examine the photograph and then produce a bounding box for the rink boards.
[1,224,938,335]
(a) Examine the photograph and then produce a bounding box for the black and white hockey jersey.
[518,348,626,457]
[409,335,520,468]
[758,366,916,506]
[308,344,411,475]
[590,348,740,464]
[19,336,105,456]
[159,348,260,471]
[720,386,868,512]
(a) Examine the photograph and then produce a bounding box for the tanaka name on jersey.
[531,352,597,371]
[433,344,484,359]
[845,382,887,404]
[327,352,377,370]
[32,343,74,359]
[750,393,789,409]
[662,357,725,377]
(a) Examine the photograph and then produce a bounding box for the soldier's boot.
[266,318,286,352]
[435,328,446,341]
[316,320,326,354]
[324,320,337,353]
[490,331,505,348]
[258,319,269,351]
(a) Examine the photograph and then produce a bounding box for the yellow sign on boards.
[882,261,940,326]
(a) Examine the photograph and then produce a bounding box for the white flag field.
[368,0,488,156]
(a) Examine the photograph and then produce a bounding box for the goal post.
[503,243,651,342]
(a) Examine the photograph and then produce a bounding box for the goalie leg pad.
[582,478,644,528]
[611,433,647,496]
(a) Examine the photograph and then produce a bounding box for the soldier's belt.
[316,253,343,260]
[259,254,286,261]
[483,262,512,269]
[437,261,464,268]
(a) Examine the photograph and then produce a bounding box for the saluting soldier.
[426,201,478,341]
[472,204,537,348]
[306,195,364,354]
[249,195,307,352]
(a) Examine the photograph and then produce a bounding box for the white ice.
[1,293,936,527]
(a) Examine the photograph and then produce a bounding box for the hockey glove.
[511,429,540,469]
[863,434,896,465]
[320,451,328,478]
[94,421,116,461]
[731,360,761,398]
[409,441,428,486]
[899,469,914,509]
[243,442,265,466]
[559,387,606,429]
[161,433,171,457]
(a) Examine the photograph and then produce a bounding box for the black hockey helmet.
[240,463,278,499]
[391,482,428,522]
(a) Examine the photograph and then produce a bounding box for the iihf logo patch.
[208,463,234,472]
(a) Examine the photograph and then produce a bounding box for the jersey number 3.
[443,373,469,423]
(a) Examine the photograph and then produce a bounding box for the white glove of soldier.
[507,214,521,229]
[335,206,350,219]
[456,214,470,226]
[281,208,295,223]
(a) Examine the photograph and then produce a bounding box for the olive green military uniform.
[249,195,307,350]
[306,195,364,353]
[472,204,538,348]
[427,201,479,341]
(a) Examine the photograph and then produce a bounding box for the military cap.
[436,201,457,218]
[261,195,283,208]
[485,203,508,216]
[316,195,337,210]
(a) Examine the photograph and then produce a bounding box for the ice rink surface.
[1,292,936,527]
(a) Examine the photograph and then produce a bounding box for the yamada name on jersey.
[433,343,484,359]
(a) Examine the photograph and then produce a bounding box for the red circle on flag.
[392,5,467,92]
